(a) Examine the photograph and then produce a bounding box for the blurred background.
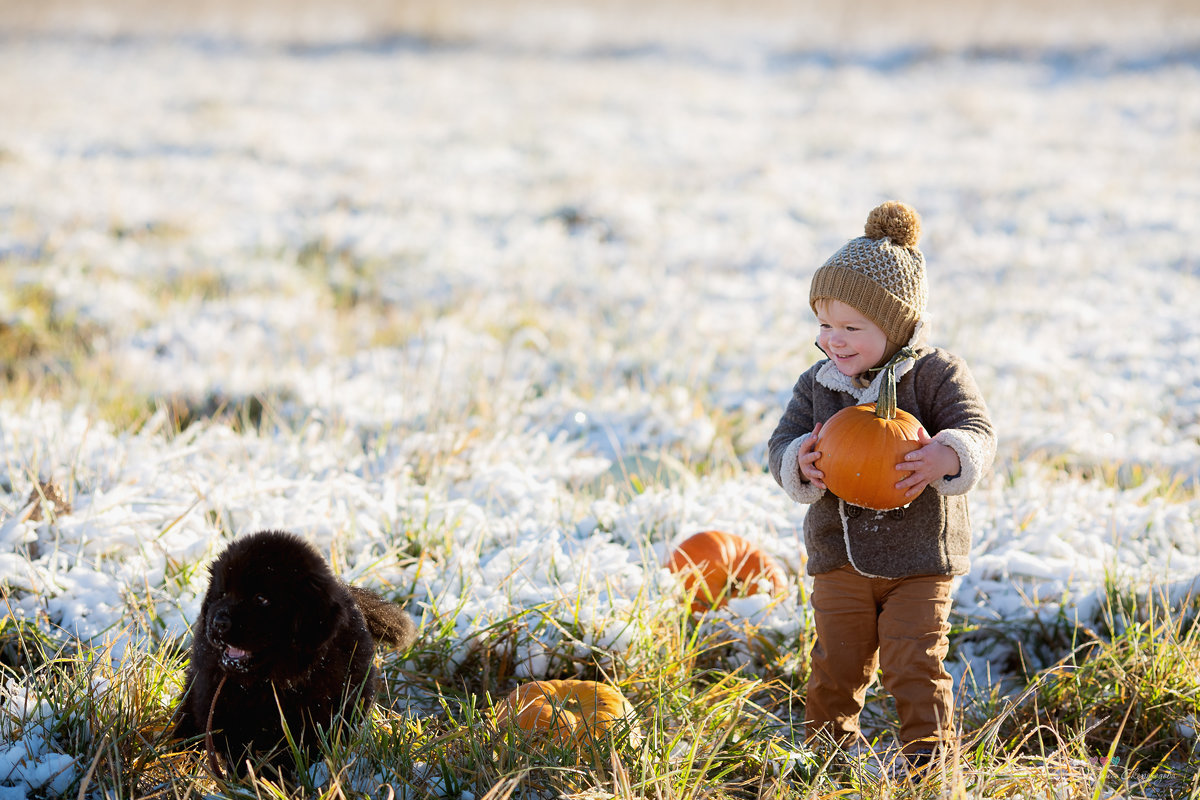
[6,0,1198,50]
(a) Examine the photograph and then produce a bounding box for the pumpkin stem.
[875,347,916,421]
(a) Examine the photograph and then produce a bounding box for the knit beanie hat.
[809,201,928,348]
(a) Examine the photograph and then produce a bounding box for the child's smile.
[815,299,889,378]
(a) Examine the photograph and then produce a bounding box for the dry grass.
[3,589,1197,799]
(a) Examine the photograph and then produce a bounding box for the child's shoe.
[902,747,946,784]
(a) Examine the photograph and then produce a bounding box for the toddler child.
[768,201,995,761]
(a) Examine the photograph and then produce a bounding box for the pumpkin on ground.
[493,679,640,746]
[815,348,923,511]
[666,530,786,614]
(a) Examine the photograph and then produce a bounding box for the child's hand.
[797,423,826,489]
[895,428,960,498]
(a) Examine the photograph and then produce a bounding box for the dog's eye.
[255,594,271,607]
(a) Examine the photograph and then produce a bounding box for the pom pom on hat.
[864,201,921,248]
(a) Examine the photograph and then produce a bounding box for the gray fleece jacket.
[768,327,995,579]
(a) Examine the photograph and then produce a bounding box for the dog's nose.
[210,608,231,635]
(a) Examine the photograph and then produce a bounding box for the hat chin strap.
[811,338,901,389]
[853,343,915,389]
[812,338,907,389]
[814,315,925,390]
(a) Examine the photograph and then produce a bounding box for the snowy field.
[2,1,1200,794]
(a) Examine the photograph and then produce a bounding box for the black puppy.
[173,530,417,774]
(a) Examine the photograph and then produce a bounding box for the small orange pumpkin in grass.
[666,530,786,614]
[815,349,923,511]
[493,679,640,746]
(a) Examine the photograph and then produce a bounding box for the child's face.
[816,299,889,378]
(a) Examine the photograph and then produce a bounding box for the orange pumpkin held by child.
[666,530,786,614]
[493,679,640,746]
[815,349,923,511]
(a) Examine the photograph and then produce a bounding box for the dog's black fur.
[173,530,417,773]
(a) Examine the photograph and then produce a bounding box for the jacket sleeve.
[915,352,996,496]
[768,365,827,504]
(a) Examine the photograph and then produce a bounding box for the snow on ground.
[1,4,1200,794]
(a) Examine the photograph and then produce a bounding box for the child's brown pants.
[806,564,955,753]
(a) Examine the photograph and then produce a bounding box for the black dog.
[173,530,417,774]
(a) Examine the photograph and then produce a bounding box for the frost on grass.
[2,6,1200,797]
[0,684,78,798]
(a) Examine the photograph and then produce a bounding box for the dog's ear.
[290,572,345,650]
